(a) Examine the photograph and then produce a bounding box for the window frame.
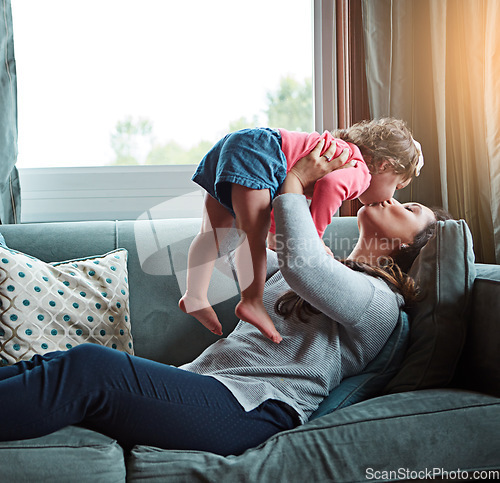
[18,164,204,223]
[18,0,338,223]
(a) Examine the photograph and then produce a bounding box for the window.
[11,0,334,223]
[12,0,314,169]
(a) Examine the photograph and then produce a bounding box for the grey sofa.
[0,216,499,483]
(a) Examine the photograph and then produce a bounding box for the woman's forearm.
[280,169,306,195]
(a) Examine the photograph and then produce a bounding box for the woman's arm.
[273,194,378,324]
[273,145,401,326]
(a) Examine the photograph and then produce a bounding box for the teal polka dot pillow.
[0,247,133,365]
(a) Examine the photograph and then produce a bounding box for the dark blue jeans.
[0,344,298,455]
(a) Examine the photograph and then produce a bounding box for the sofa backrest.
[117,218,241,365]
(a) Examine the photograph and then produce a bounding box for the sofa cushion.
[310,310,409,419]
[0,426,126,482]
[384,220,476,393]
[0,247,133,365]
[126,389,500,482]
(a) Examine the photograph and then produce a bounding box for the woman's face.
[357,198,436,245]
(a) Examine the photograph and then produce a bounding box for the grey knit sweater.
[181,193,403,423]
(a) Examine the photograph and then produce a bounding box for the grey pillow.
[384,220,476,393]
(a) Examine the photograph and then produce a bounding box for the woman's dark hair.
[392,207,452,273]
[275,207,453,322]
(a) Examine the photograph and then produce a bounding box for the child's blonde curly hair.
[332,117,421,181]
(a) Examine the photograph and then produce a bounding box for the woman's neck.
[347,235,396,266]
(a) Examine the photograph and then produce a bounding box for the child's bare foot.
[235,299,282,343]
[179,294,222,336]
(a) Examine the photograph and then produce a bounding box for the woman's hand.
[268,138,355,252]
[281,138,354,196]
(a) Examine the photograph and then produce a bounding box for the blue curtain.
[0,0,20,224]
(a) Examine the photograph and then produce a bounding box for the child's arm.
[268,139,361,252]
[308,162,370,237]
[270,137,369,244]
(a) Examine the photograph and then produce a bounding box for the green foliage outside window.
[109,76,313,166]
[267,76,313,132]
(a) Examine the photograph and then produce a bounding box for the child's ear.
[370,159,392,174]
[396,178,412,190]
[378,159,392,172]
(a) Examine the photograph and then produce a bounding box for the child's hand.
[283,139,354,195]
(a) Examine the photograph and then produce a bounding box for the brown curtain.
[362,0,500,263]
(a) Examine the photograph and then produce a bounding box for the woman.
[0,143,446,456]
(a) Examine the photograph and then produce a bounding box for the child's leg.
[232,185,282,343]
[179,193,234,335]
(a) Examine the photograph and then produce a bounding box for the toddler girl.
[179,118,424,343]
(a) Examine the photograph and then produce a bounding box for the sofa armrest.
[456,263,500,396]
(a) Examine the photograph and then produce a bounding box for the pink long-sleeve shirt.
[269,129,371,237]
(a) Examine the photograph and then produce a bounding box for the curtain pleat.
[362,0,500,263]
[0,0,20,224]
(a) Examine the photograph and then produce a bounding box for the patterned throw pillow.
[0,247,133,366]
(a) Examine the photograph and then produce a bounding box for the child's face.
[358,165,411,205]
